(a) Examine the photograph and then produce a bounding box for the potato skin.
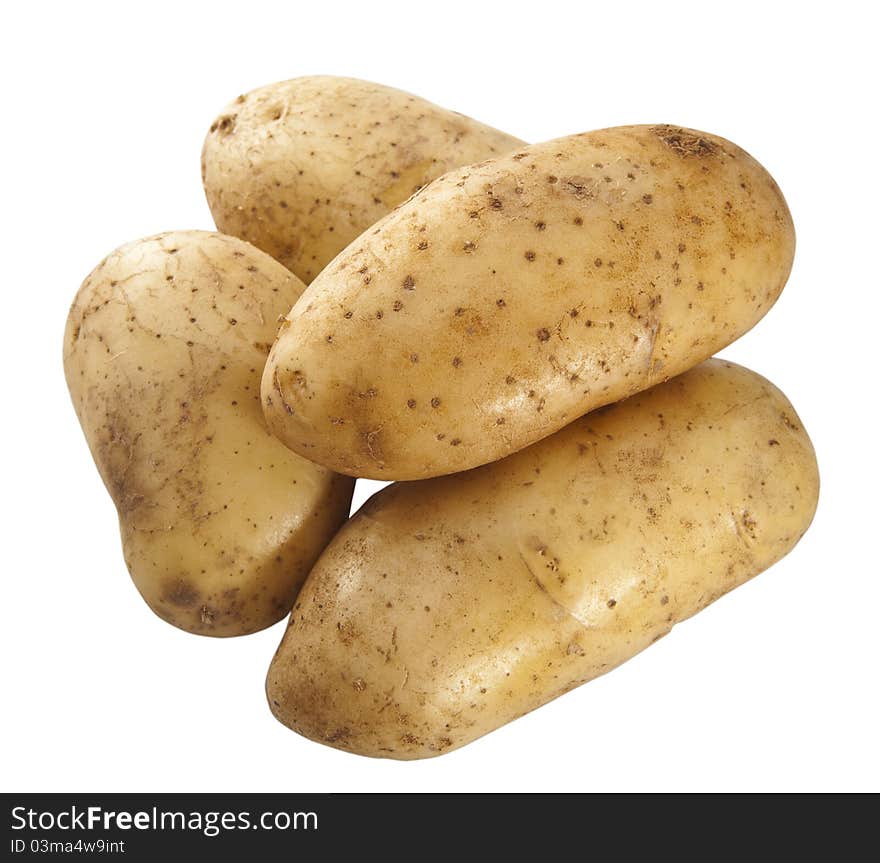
[266,360,819,758]
[263,125,795,480]
[201,76,524,283]
[63,231,354,636]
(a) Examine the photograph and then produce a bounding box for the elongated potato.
[267,360,819,758]
[63,231,354,636]
[263,125,795,480]
[202,76,524,283]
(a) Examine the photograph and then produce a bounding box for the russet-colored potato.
[266,360,819,758]
[63,231,354,636]
[263,125,795,479]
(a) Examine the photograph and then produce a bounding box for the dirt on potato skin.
[266,360,819,758]
[63,230,354,637]
[201,76,525,284]
[263,124,796,481]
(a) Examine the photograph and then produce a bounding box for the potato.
[266,359,819,758]
[63,231,354,636]
[263,125,795,480]
[201,76,524,283]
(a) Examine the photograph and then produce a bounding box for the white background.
[2,1,877,792]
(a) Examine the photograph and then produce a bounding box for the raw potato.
[267,360,819,759]
[63,231,354,636]
[263,125,795,480]
[202,76,524,283]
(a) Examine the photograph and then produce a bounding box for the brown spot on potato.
[563,176,593,199]
[210,114,237,135]
[325,728,351,743]
[651,125,718,157]
[163,579,199,608]
[336,620,358,645]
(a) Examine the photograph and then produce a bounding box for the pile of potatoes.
[64,76,819,759]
